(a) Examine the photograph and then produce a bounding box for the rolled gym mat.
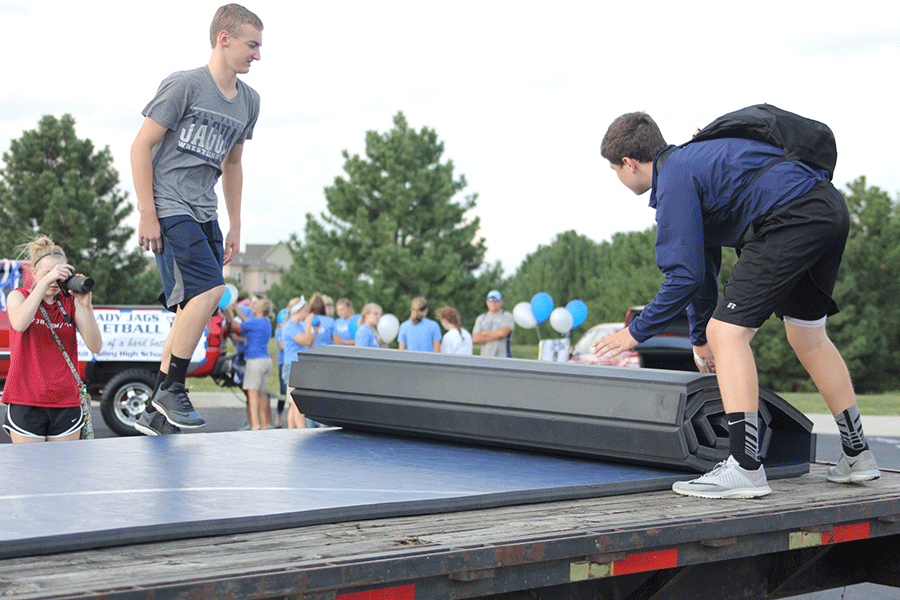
[290,346,814,477]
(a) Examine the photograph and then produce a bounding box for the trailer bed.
[3,464,898,600]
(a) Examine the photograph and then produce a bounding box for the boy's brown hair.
[601,111,667,165]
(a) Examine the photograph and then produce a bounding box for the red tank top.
[3,287,80,408]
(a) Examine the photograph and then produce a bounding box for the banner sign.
[77,308,206,363]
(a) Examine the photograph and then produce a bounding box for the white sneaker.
[826,450,880,483]
[672,456,772,499]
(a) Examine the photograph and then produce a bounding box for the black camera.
[59,275,95,295]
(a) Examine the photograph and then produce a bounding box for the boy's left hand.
[223,229,240,265]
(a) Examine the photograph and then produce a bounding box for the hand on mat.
[692,344,715,374]
[592,327,638,360]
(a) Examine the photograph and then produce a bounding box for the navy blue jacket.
[629,138,828,346]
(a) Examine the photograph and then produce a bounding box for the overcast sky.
[3,0,899,275]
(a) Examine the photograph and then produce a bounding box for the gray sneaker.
[672,456,772,499]
[151,383,205,429]
[134,410,183,436]
[826,450,880,483]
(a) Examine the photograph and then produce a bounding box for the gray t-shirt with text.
[143,66,260,222]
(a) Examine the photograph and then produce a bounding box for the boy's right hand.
[138,214,163,253]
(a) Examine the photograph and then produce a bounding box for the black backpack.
[660,104,837,182]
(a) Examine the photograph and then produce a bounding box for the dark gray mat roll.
[291,346,814,476]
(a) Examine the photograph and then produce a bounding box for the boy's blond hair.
[210,3,263,48]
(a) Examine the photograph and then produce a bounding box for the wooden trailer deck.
[2,464,898,600]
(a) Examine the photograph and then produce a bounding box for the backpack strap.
[654,145,677,179]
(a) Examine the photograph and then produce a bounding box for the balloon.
[566,300,588,329]
[348,316,359,340]
[549,307,574,334]
[218,286,232,309]
[277,308,288,325]
[513,302,537,329]
[530,292,554,324]
[378,313,400,344]
[224,283,238,303]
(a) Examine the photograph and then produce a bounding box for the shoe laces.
[706,460,729,476]
[168,385,193,411]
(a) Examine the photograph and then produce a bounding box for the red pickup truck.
[1,259,239,436]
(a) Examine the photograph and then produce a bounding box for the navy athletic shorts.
[155,215,225,312]
[3,404,83,439]
[714,180,848,329]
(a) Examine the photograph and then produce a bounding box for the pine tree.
[272,112,494,321]
[0,114,158,303]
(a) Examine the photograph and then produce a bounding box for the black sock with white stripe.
[727,412,761,470]
[835,405,869,457]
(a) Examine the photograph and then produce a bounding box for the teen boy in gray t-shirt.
[131,3,263,436]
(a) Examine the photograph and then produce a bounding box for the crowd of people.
[222,289,516,431]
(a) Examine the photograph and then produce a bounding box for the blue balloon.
[566,300,589,329]
[348,316,359,340]
[277,308,288,325]
[218,287,232,309]
[530,292,554,324]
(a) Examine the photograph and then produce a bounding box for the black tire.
[100,369,155,436]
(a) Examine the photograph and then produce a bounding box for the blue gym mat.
[0,428,687,559]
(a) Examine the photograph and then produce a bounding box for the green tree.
[587,228,664,323]
[270,112,495,322]
[0,114,158,303]
[832,177,899,389]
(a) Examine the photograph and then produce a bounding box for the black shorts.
[3,404,83,439]
[714,180,848,329]
[155,215,225,312]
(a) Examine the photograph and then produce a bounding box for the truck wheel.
[100,369,155,436]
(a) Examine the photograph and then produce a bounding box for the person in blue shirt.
[273,308,287,428]
[354,303,383,348]
[334,298,360,346]
[592,110,879,500]
[282,296,314,429]
[398,296,441,352]
[307,294,342,347]
[226,298,273,430]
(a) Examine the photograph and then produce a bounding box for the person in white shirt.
[438,306,473,355]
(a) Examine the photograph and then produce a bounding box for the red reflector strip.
[822,522,870,544]
[337,584,415,600]
[614,549,678,575]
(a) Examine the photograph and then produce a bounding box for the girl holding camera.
[2,236,102,443]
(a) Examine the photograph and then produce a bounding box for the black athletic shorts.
[3,404,83,439]
[714,180,848,329]
[155,215,225,313]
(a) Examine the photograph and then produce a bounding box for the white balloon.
[549,307,574,334]
[224,283,239,302]
[377,313,400,344]
[513,302,537,329]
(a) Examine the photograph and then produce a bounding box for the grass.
[778,392,900,417]
[187,338,284,398]
[187,341,900,416]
